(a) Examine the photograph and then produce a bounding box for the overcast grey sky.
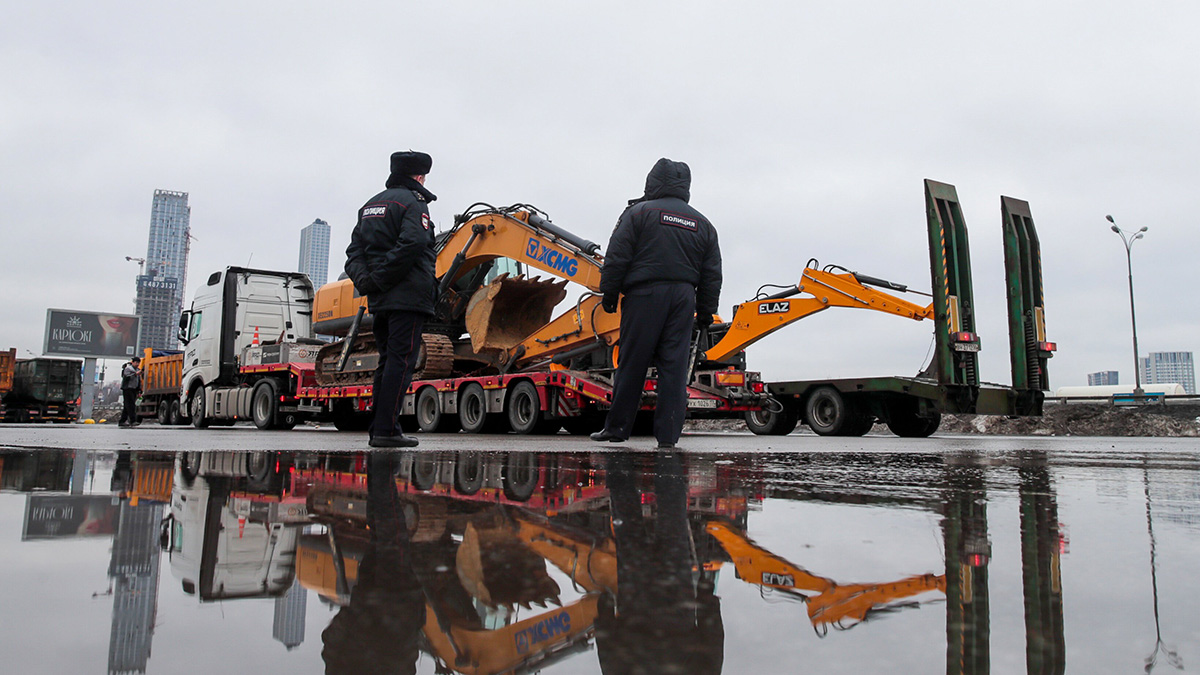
[2,1,1197,389]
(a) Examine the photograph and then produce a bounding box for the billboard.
[22,494,121,540]
[43,309,141,358]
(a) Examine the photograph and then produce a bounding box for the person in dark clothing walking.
[118,356,142,427]
[344,151,439,448]
[591,158,722,448]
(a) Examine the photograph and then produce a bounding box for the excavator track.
[315,332,455,386]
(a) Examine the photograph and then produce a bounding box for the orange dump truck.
[137,348,186,425]
[0,348,15,420]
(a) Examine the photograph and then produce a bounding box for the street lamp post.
[1107,215,1148,398]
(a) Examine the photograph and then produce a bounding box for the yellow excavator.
[705,520,946,635]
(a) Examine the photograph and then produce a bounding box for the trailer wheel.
[805,386,850,436]
[157,400,170,425]
[458,383,491,434]
[503,452,539,501]
[416,387,459,433]
[190,387,209,429]
[454,452,485,495]
[410,452,439,491]
[840,403,876,437]
[885,399,941,438]
[745,400,799,436]
[252,381,279,430]
[506,381,541,435]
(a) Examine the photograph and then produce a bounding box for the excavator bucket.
[455,521,561,609]
[465,274,567,353]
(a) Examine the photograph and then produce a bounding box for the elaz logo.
[661,212,698,230]
[758,301,790,315]
[527,238,579,277]
[763,572,795,587]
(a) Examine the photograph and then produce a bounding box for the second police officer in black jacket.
[345,151,438,448]
[591,158,722,448]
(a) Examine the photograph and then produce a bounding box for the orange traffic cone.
[252,326,259,346]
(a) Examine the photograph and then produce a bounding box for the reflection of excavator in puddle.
[296,452,946,673]
[705,520,946,634]
[301,492,618,674]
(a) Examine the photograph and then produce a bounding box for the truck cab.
[178,267,314,423]
[166,452,305,601]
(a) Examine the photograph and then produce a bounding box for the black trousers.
[120,389,138,425]
[603,282,696,444]
[371,310,426,438]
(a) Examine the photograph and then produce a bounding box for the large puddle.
[1,443,1197,673]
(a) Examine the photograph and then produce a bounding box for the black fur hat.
[390,150,432,176]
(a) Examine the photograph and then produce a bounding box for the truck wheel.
[745,400,799,436]
[885,399,941,438]
[506,381,541,435]
[168,400,183,425]
[454,452,485,495]
[416,387,459,433]
[157,401,170,425]
[252,381,278,430]
[179,451,201,484]
[503,452,539,501]
[190,387,209,429]
[458,383,490,434]
[246,451,276,490]
[805,386,849,436]
[840,404,876,437]
[410,452,439,491]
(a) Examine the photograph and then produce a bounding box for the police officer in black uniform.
[591,158,722,448]
[345,151,438,448]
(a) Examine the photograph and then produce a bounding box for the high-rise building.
[1088,371,1119,386]
[272,578,308,650]
[299,219,331,288]
[136,190,191,350]
[108,501,164,675]
[1140,351,1196,395]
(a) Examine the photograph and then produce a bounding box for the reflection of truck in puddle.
[165,452,305,601]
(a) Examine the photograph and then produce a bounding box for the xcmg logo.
[514,611,572,654]
[758,301,790,315]
[527,238,579,277]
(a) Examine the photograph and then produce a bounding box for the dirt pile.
[686,403,1200,437]
[939,403,1200,437]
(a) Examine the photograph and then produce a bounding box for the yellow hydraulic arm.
[705,520,945,633]
[704,260,935,363]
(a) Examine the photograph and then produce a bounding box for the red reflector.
[1039,341,1057,352]
[279,395,286,402]
[643,379,656,391]
[751,382,765,394]
[970,553,988,567]
[952,331,977,343]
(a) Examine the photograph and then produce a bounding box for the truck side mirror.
[178,311,191,345]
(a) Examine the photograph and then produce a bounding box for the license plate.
[953,342,981,352]
[687,398,719,409]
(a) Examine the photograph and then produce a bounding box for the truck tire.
[454,452,485,495]
[416,387,459,433]
[840,403,876,437]
[506,381,541,435]
[503,452,539,501]
[246,451,276,490]
[805,386,850,436]
[332,401,372,432]
[190,387,209,429]
[745,400,799,436]
[458,383,491,434]
[179,451,201,485]
[157,400,170,425]
[885,398,941,438]
[252,381,279,430]
[410,452,439,490]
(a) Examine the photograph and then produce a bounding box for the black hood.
[642,158,690,202]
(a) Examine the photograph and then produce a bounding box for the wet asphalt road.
[2,424,1198,674]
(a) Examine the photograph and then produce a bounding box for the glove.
[695,312,714,329]
[601,294,618,314]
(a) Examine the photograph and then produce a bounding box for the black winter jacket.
[599,159,722,315]
[344,177,438,316]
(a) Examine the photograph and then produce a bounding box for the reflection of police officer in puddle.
[596,452,725,674]
[322,452,424,674]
